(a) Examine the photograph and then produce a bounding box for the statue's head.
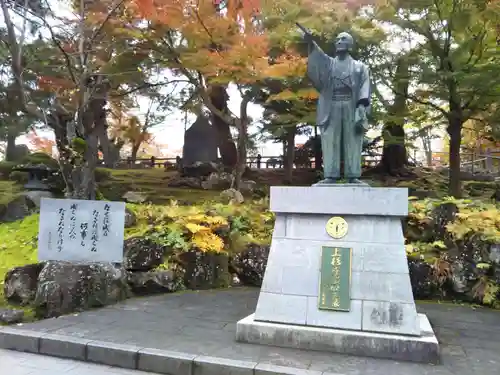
[335,32,354,53]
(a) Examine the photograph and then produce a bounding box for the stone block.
[193,355,256,375]
[361,244,408,273]
[351,271,415,303]
[272,215,286,238]
[236,313,439,364]
[306,298,362,330]
[270,186,408,216]
[254,292,307,325]
[0,327,41,353]
[261,238,364,298]
[138,348,195,375]
[86,340,141,369]
[254,363,323,375]
[282,215,404,244]
[39,333,90,360]
[280,265,319,296]
[362,300,420,336]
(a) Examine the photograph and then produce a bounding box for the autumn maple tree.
[26,132,56,155]
[127,0,366,187]
[0,0,176,198]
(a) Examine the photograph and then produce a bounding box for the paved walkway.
[3,348,159,375]
[3,288,500,374]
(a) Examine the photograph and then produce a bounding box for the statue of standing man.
[298,24,371,185]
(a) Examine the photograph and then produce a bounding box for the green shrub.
[20,152,59,169]
[406,197,500,307]
[95,168,112,182]
[9,171,29,184]
[0,161,17,179]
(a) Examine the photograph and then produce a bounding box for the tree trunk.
[421,130,433,167]
[447,116,463,197]
[71,131,99,200]
[380,124,407,174]
[379,57,409,175]
[95,119,116,167]
[209,85,237,169]
[5,131,17,161]
[64,76,109,199]
[131,143,140,162]
[234,96,250,191]
[284,128,296,184]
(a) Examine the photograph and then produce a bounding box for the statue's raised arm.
[296,22,313,43]
[297,23,332,93]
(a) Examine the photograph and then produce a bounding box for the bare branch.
[111,80,190,97]
[0,0,44,120]
[88,0,128,46]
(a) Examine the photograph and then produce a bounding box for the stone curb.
[0,326,340,375]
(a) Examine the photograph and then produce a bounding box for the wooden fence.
[96,151,500,174]
[97,154,382,170]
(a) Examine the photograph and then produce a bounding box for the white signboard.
[38,198,126,263]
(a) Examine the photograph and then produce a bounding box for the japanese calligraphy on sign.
[38,198,125,263]
[318,246,352,311]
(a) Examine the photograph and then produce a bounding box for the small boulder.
[239,180,257,194]
[0,195,35,223]
[4,263,45,305]
[219,188,244,204]
[22,191,54,208]
[490,244,500,264]
[177,251,230,290]
[407,257,436,300]
[182,161,218,178]
[232,244,270,287]
[201,172,233,190]
[124,207,137,228]
[123,237,172,272]
[0,308,25,325]
[122,191,147,203]
[167,176,202,189]
[231,274,242,286]
[449,257,475,295]
[34,261,129,318]
[491,185,500,202]
[127,269,184,295]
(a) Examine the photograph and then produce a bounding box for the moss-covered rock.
[177,251,230,289]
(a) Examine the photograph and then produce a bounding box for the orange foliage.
[37,76,74,92]
[129,0,272,84]
[26,132,56,155]
[127,0,372,91]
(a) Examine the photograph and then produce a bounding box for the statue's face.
[335,32,354,52]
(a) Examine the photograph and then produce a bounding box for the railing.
[98,153,382,170]
[97,151,500,175]
[433,151,500,175]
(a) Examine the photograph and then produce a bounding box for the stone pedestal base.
[236,313,440,364]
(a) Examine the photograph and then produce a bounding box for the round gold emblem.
[325,216,348,239]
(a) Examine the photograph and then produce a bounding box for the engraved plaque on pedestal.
[318,247,352,311]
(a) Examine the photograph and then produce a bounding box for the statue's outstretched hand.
[296,22,314,44]
[354,105,368,134]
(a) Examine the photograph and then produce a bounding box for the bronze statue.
[298,23,371,184]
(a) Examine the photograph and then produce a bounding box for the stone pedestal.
[235,186,440,364]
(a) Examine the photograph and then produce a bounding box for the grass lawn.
[0,215,38,320]
[0,180,22,206]
[99,168,221,204]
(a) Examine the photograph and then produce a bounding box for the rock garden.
[0,156,499,325]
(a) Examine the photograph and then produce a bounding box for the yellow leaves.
[267,88,319,102]
[191,232,225,253]
[184,213,228,230]
[446,208,500,242]
[264,53,307,79]
[185,223,211,233]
